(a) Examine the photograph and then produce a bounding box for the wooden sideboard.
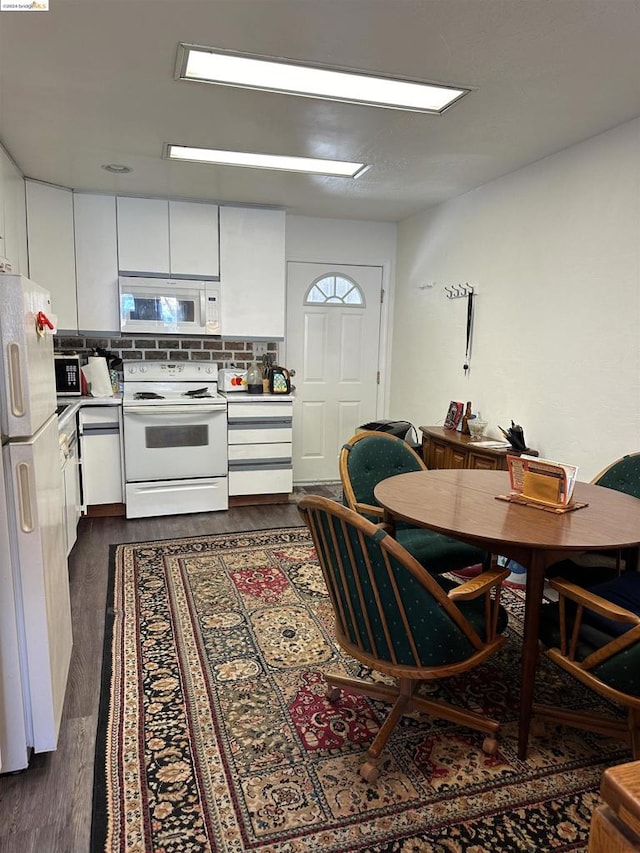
[420,426,537,471]
[588,760,640,852]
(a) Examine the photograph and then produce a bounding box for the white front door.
[286,262,383,483]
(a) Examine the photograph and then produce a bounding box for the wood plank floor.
[0,485,339,853]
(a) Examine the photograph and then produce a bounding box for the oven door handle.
[124,405,227,416]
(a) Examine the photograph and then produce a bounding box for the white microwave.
[119,277,221,336]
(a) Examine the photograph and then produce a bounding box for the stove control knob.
[128,365,137,374]
[205,366,213,374]
[139,365,147,373]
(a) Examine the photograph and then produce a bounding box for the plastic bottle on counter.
[246,361,264,394]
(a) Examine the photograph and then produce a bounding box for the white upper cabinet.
[116,196,170,276]
[116,196,219,279]
[26,180,77,331]
[0,149,27,275]
[169,200,219,278]
[74,193,120,334]
[219,207,286,339]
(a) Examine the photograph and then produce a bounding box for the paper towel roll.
[81,357,114,397]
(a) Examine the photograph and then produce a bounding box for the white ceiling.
[1,0,640,222]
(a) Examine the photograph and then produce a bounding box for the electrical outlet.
[253,342,268,356]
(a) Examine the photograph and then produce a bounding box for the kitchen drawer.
[229,466,293,496]
[227,401,293,420]
[228,443,291,463]
[228,423,292,444]
[79,407,120,429]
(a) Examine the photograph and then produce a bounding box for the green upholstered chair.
[547,452,640,587]
[535,572,640,758]
[339,431,489,575]
[298,495,510,782]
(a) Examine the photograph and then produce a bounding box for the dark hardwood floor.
[0,485,340,853]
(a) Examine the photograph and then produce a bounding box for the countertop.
[222,392,295,402]
[56,394,122,429]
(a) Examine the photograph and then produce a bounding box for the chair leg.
[325,672,399,705]
[361,679,415,783]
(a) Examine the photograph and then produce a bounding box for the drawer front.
[227,402,293,420]
[228,424,292,444]
[229,467,293,496]
[468,452,500,471]
[228,443,292,463]
[79,406,120,428]
[446,446,468,469]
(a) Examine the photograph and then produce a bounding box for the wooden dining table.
[374,468,640,759]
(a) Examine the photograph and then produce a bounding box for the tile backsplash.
[54,334,279,371]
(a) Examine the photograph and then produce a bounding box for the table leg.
[518,551,545,759]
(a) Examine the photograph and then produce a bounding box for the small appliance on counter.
[54,354,82,396]
[218,368,248,392]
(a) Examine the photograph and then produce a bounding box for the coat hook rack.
[445,283,475,300]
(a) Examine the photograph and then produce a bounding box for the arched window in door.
[304,274,365,306]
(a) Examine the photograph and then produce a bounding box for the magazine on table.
[507,454,579,507]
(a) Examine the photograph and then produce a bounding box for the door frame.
[283,253,394,428]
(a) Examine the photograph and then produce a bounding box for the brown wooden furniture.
[373,469,640,759]
[589,761,640,852]
[298,495,509,782]
[420,425,537,471]
[535,576,640,757]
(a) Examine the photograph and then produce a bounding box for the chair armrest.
[354,502,384,520]
[550,578,640,627]
[449,569,510,601]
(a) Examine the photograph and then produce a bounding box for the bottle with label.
[461,401,473,435]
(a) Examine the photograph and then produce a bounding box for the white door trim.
[283,254,393,421]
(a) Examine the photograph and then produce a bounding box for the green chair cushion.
[344,436,488,574]
[597,455,640,499]
[396,528,486,574]
[336,523,507,668]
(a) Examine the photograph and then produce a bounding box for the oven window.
[145,424,208,448]
[129,297,195,324]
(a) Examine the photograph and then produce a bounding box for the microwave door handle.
[200,291,206,330]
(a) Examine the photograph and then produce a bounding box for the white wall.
[391,117,640,481]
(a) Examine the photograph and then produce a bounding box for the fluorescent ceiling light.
[176,44,468,114]
[166,144,368,178]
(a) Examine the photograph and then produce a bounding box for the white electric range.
[122,361,228,518]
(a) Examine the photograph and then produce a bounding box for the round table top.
[374,469,640,553]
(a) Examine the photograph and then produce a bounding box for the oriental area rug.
[91,527,632,853]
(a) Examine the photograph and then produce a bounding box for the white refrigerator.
[0,274,72,773]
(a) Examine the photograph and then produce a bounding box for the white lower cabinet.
[227,398,293,497]
[61,430,81,555]
[78,406,124,508]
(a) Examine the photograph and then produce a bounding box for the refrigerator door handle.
[7,343,25,417]
[16,462,34,533]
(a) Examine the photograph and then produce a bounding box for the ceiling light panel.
[176,45,468,114]
[165,145,368,178]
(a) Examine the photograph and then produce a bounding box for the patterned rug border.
[91,527,311,852]
[90,526,630,853]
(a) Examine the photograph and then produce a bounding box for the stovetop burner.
[183,388,212,398]
[134,391,165,400]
